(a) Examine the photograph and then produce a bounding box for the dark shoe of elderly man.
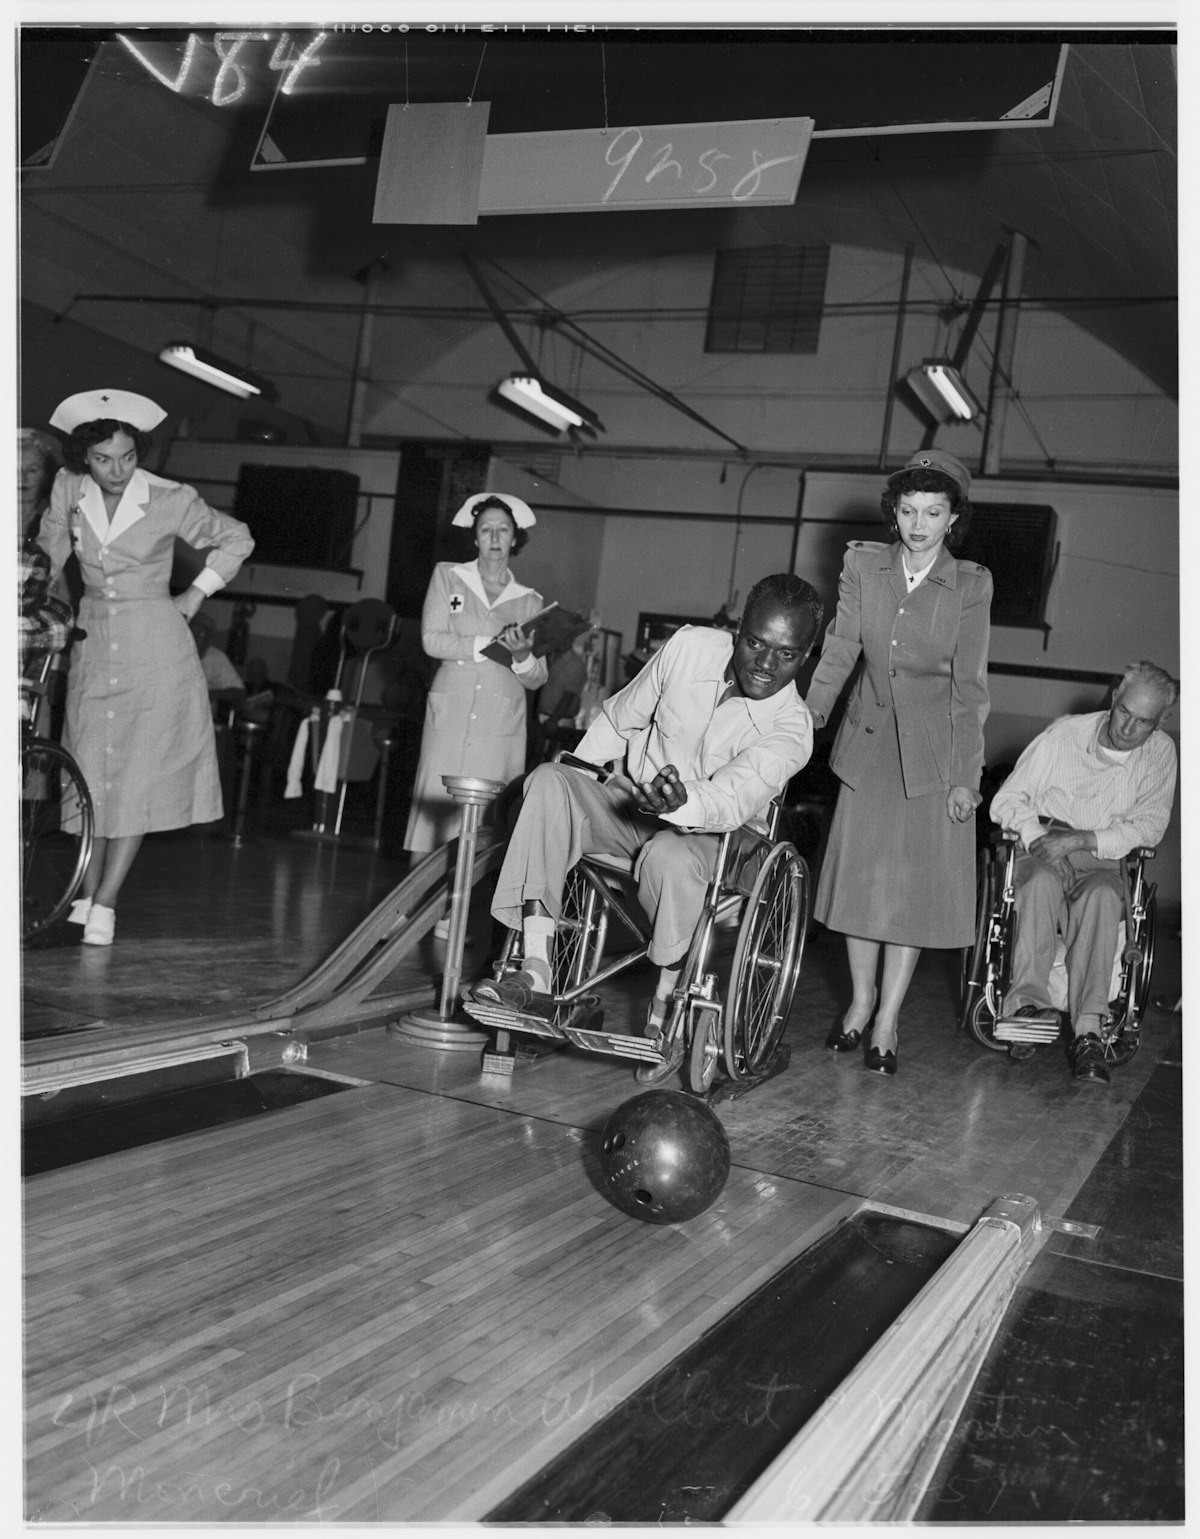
[1070,1032,1111,1085]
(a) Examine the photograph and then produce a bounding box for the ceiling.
[19,27,1177,443]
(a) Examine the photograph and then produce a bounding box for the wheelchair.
[463,759,812,1096]
[20,652,95,943]
[959,829,1158,1068]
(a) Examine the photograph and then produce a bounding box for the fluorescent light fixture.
[495,374,603,436]
[905,360,982,423]
[158,342,275,400]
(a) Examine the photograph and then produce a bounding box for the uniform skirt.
[65,593,223,839]
[813,711,976,949]
[403,657,530,854]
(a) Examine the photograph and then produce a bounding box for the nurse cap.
[450,492,537,529]
[49,389,167,435]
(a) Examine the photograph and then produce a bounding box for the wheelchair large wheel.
[21,739,94,942]
[959,846,997,1035]
[551,864,611,996]
[724,844,809,1082]
[1096,884,1158,1069]
[1130,885,1158,1023]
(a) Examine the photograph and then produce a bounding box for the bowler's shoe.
[634,1038,685,1086]
[1070,1032,1110,1084]
[470,969,552,1015]
[635,1002,684,1085]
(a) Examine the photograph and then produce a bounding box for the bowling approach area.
[21,822,1183,1523]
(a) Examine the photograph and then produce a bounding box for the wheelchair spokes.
[725,844,808,1082]
[21,736,94,942]
[552,865,612,999]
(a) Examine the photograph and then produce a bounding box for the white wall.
[485,456,607,622]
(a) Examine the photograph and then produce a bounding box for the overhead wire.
[466,39,487,104]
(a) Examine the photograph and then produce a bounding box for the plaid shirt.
[19,541,74,683]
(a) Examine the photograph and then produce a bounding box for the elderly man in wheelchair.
[977,661,1178,1084]
[465,573,823,1091]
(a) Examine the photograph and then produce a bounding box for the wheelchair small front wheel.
[1099,1017,1141,1068]
[963,991,1011,1053]
[686,1006,723,1095]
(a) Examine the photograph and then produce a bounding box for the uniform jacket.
[805,540,992,798]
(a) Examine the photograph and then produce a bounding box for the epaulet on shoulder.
[961,560,990,577]
[848,540,887,551]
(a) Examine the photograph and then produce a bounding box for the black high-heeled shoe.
[864,1036,898,1076]
[825,1018,866,1052]
[825,992,877,1053]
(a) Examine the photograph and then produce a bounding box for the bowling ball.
[598,1090,731,1224]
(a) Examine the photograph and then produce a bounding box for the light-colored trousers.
[491,761,724,967]
[1006,849,1124,1027]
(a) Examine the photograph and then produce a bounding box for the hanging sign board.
[474,117,813,216]
[373,102,491,224]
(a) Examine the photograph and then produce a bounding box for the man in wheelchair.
[989,661,1178,1083]
[470,572,823,1080]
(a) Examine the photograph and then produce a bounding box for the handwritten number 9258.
[602,125,800,204]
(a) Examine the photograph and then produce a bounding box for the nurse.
[403,494,549,866]
[38,389,254,945]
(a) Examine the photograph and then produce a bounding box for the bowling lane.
[304,929,1174,1232]
[23,1077,855,1523]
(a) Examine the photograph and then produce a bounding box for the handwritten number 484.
[603,126,799,204]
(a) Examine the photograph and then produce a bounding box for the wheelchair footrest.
[993,1012,1062,1044]
[556,1026,666,1063]
[461,996,672,1064]
[462,999,571,1040]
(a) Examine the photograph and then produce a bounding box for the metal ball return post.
[394,775,506,1051]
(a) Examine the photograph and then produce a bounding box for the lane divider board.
[725,1192,1041,1524]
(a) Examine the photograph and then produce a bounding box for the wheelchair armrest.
[1134,846,1157,860]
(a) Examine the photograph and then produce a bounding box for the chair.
[462,756,812,1095]
[959,830,1157,1069]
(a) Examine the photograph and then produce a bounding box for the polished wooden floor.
[21,821,1184,1522]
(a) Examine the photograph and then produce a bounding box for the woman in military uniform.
[805,450,993,1074]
